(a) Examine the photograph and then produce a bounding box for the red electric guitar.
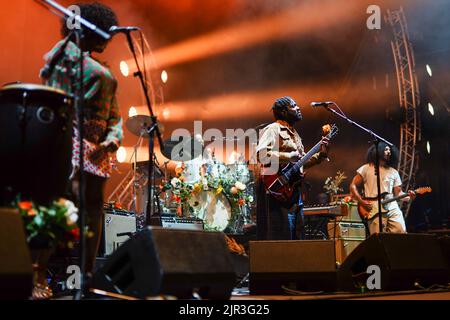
[262,124,339,203]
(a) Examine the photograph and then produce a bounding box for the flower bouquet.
[323,170,347,202]
[16,198,80,249]
[161,162,254,232]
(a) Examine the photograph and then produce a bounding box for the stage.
[0,0,449,306]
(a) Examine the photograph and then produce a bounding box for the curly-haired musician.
[256,96,329,240]
[350,143,415,235]
[37,2,123,299]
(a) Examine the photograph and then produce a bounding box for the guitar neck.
[281,125,337,182]
[291,141,321,172]
[381,192,409,205]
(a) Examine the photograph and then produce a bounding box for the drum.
[189,190,232,231]
[0,83,73,204]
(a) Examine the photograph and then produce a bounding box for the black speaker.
[0,208,33,299]
[249,240,337,294]
[92,227,237,299]
[338,233,450,291]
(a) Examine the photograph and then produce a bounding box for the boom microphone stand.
[122,30,165,226]
[35,0,111,300]
[317,102,393,234]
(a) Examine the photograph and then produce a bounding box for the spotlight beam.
[126,1,362,70]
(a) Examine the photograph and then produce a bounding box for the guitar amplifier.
[328,222,367,239]
[342,204,363,222]
[328,222,366,264]
[160,215,204,231]
[101,206,137,257]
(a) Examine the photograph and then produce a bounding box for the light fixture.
[128,106,137,117]
[426,64,432,77]
[162,108,170,119]
[426,141,431,154]
[427,102,435,116]
[120,61,129,77]
[116,146,127,163]
[161,70,168,83]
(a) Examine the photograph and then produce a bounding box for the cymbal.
[125,115,164,138]
[160,135,204,162]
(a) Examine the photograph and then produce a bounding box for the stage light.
[161,70,168,83]
[427,102,435,116]
[120,61,129,77]
[162,108,170,120]
[426,64,432,77]
[116,146,127,163]
[426,141,431,154]
[128,106,138,117]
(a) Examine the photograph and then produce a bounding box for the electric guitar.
[357,186,432,220]
[262,124,339,203]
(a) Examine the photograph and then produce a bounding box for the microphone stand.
[320,102,393,234]
[35,0,111,300]
[123,31,164,227]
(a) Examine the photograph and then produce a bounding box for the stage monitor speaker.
[338,233,450,291]
[92,227,237,299]
[249,240,336,294]
[0,208,33,299]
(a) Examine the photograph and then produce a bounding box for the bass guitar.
[262,124,339,203]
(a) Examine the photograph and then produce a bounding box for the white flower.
[64,200,78,216]
[235,181,246,191]
[247,195,254,203]
[60,199,79,217]
[171,177,181,188]
[202,177,209,190]
[66,212,78,226]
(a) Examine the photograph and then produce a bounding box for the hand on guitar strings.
[89,141,116,163]
[319,136,330,159]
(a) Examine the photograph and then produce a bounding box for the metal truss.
[386,7,421,216]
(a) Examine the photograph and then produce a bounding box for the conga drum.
[0,83,73,204]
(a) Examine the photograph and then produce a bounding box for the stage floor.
[231,289,450,300]
[52,288,450,300]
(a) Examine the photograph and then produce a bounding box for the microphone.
[310,101,335,107]
[109,26,140,34]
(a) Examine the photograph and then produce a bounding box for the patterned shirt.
[41,39,123,178]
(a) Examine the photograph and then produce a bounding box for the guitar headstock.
[414,187,432,195]
[322,124,339,138]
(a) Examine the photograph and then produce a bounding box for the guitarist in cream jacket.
[350,143,415,234]
[256,96,329,240]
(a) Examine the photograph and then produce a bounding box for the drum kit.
[125,115,257,234]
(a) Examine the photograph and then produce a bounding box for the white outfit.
[357,163,406,234]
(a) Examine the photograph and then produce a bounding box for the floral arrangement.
[323,170,347,196]
[16,198,80,249]
[340,195,354,207]
[161,162,254,230]
[224,235,246,255]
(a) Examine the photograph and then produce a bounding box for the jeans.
[288,195,304,240]
[256,181,304,240]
